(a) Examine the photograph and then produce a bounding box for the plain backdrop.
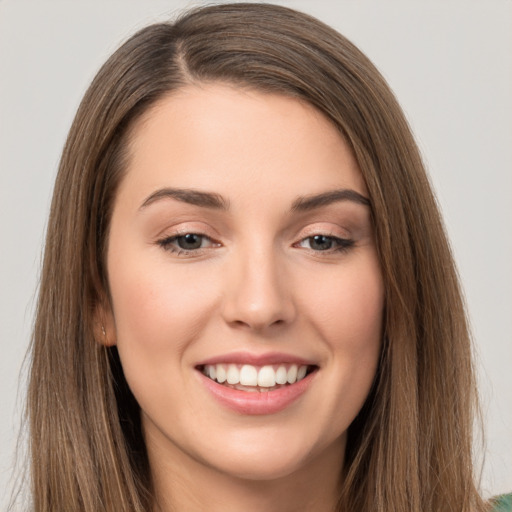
[1,0,511,508]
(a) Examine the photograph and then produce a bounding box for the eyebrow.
[139,186,370,212]
[140,187,230,210]
[291,189,371,211]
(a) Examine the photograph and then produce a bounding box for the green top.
[491,494,512,511]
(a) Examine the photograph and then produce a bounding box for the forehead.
[119,83,367,208]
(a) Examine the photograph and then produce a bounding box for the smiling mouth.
[198,363,318,392]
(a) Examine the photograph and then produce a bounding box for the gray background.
[1,0,511,507]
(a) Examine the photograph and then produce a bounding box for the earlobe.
[93,303,117,347]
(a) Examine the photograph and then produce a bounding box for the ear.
[93,300,117,347]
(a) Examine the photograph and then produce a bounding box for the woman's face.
[105,83,384,482]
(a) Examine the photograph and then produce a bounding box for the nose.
[221,245,296,332]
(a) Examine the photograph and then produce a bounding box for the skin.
[102,83,384,512]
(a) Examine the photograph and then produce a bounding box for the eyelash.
[157,232,354,257]
[294,234,355,253]
[157,233,219,256]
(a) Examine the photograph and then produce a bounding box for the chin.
[192,425,344,483]
[209,450,311,482]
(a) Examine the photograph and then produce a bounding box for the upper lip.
[196,351,318,367]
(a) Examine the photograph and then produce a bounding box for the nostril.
[229,317,286,331]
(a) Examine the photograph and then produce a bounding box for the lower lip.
[198,371,316,415]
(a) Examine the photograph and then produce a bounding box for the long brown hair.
[26,3,486,511]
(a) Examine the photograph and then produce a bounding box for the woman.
[23,3,506,511]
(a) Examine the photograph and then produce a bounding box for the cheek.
[305,257,384,349]
[302,256,383,415]
[107,257,224,426]
[107,255,219,368]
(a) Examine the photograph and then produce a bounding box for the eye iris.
[310,235,333,251]
[177,234,202,250]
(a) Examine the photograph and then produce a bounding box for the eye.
[297,234,354,253]
[158,233,219,254]
[174,233,206,250]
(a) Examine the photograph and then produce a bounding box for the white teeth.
[275,366,288,385]
[287,364,298,383]
[216,365,227,383]
[257,365,276,387]
[297,365,307,381]
[239,365,258,386]
[203,363,311,388]
[226,364,239,384]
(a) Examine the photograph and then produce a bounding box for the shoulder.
[490,494,512,512]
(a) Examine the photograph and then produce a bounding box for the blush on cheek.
[110,261,220,359]
[306,271,383,350]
